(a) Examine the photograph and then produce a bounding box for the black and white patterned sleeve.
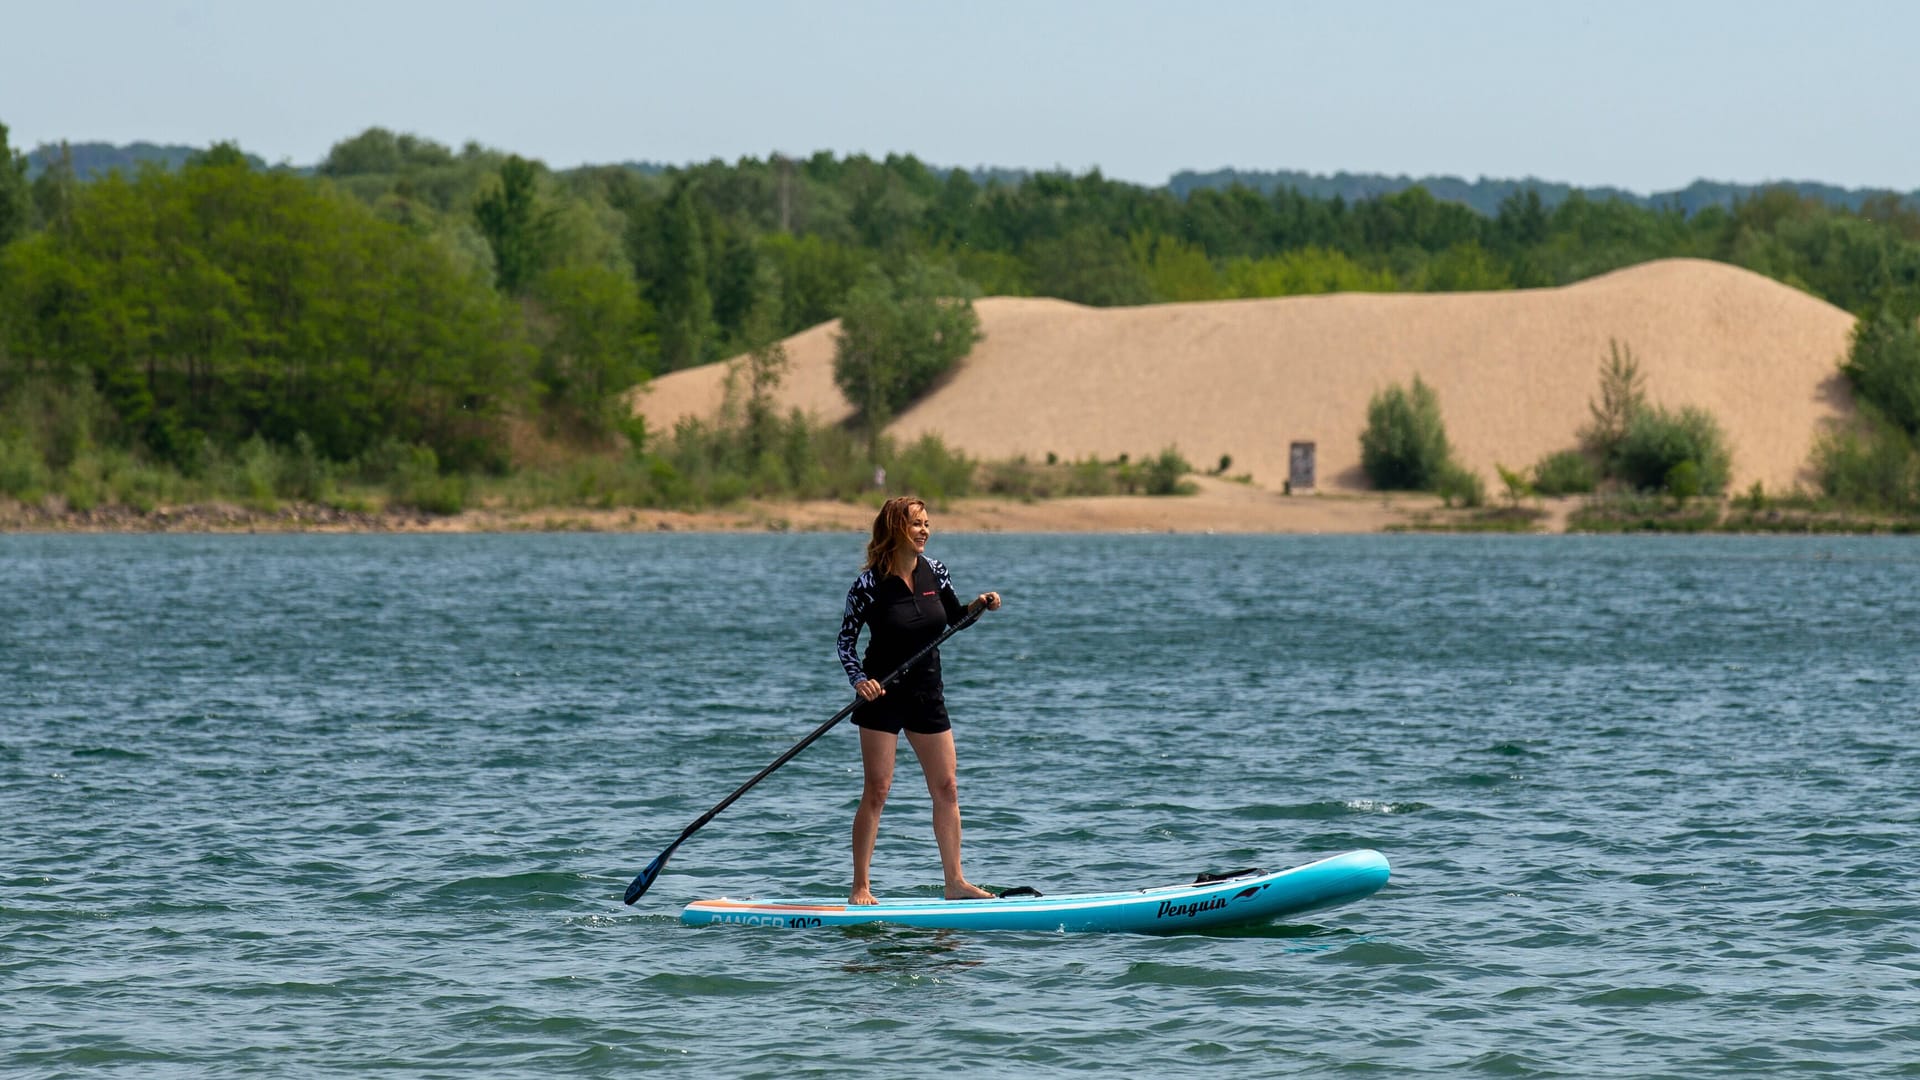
[837,572,874,686]
[929,558,969,625]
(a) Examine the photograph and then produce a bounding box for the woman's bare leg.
[850,727,896,905]
[904,728,993,900]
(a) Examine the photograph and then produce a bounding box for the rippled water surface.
[5,533,1918,1077]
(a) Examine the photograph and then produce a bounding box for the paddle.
[623,606,986,905]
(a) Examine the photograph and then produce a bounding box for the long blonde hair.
[864,496,925,575]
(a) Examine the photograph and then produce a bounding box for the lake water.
[4,533,1917,1077]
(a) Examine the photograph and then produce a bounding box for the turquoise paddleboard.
[681,849,1388,933]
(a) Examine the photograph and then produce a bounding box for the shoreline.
[0,479,1468,535]
[7,481,1908,537]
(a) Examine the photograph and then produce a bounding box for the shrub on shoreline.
[1531,450,1598,496]
[1811,410,1919,511]
[1612,405,1732,495]
[1360,376,1452,491]
[1819,317,1920,512]
[982,447,1196,501]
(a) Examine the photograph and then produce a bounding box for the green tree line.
[6,120,1920,513]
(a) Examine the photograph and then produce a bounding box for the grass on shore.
[0,427,1202,523]
[1569,492,1920,534]
[1389,505,1549,533]
[1384,490,1920,535]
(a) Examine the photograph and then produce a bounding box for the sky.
[5,0,1918,194]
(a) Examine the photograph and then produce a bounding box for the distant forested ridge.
[1169,168,1920,217]
[6,123,1920,500]
[29,140,1916,217]
[26,141,271,179]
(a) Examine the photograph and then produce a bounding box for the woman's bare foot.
[850,885,878,906]
[944,880,994,900]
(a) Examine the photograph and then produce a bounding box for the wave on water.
[428,871,593,909]
[1228,799,1430,820]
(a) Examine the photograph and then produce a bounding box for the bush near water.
[1815,313,1920,514]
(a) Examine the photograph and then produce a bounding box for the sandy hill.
[632,258,1859,495]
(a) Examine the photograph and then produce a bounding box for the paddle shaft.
[623,607,984,904]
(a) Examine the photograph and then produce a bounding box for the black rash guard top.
[837,556,970,690]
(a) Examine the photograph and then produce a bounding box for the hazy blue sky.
[6,0,1917,193]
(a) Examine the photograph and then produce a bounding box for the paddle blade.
[624,851,669,905]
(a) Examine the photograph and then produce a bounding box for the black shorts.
[851,681,951,735]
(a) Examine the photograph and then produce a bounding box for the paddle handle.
[624,607,984,904]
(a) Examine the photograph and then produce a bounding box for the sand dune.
[632,259,1859,494]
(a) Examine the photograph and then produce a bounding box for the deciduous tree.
[473,155,556,294]
[655,182,714,370]
[832,258,981,451]
[0,121,30,248]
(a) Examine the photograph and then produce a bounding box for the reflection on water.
[838,925,986,976]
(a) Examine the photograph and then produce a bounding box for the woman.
[836,496,1002,905]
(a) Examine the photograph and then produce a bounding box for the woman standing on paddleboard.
[837,496,1002,905]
